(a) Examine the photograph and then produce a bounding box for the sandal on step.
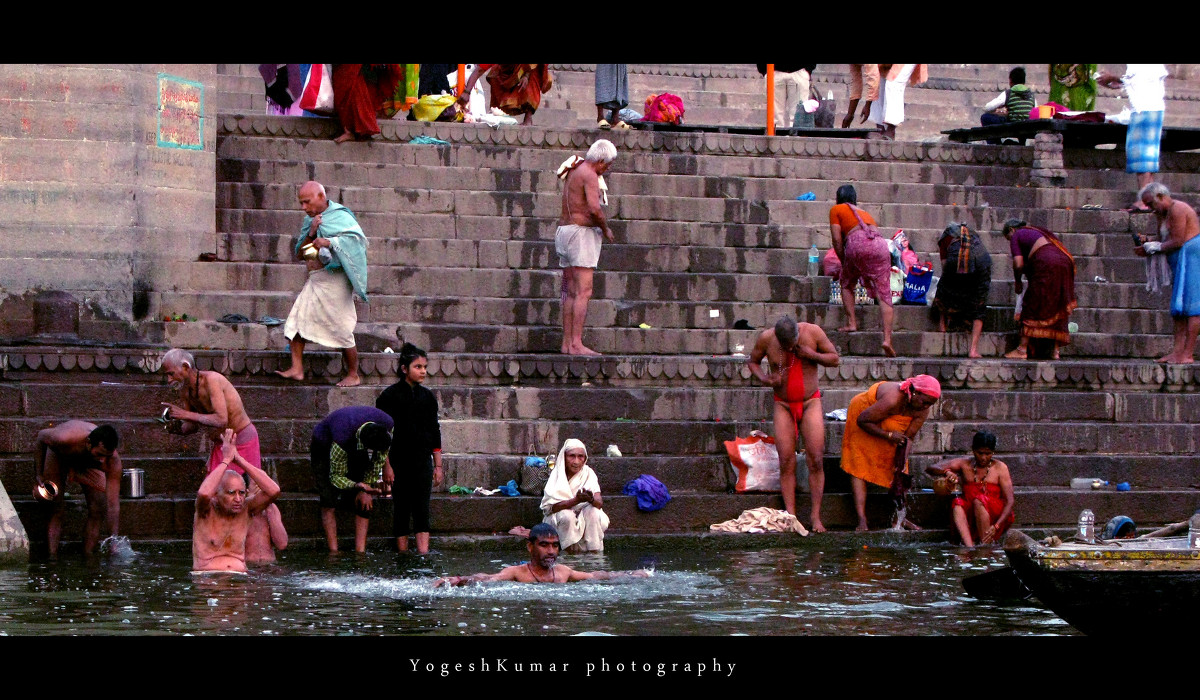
[612,120,631,130]
[597,119,611,130]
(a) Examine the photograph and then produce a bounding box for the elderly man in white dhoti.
[275,180,370,387]
[540,438,609,553]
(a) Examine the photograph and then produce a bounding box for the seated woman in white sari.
[540,439,609,553]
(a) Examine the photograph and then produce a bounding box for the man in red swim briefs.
[748,316,840,531]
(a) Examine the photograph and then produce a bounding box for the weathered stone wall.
[0,64,216,337]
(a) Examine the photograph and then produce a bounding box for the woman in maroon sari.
[1002,218,1077,359]
[331,64,404,143]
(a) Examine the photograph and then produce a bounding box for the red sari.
[332,64,403,137]
[480,64,553,116]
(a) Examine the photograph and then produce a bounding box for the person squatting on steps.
[276,180,369,387]
[459,64,553,127]
[540,439,609,553]
[310,406,394,553]
[747,316,840,532]
[193,428,281,572]
[829,184,897,357]
[32,421,122,557]
[375,343,443,555]
[1002,219,1077,360]
[556,139,617,356]
[840,375,941,532]
[925,430,1015,547]
[1138,183,1200,364]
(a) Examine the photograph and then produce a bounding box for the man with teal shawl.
[277,181,369,387]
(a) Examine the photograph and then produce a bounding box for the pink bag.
[823,247,842,278]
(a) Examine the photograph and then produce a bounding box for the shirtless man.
[433,523,649,587]
[193,429,281,572]
[32,421,122,556]
[555,139,616,356]
[925,431,1014,546]
[1137,183,1200,363]
[244,484,288,564]
[747,317,840,531]
[160,348,261,475]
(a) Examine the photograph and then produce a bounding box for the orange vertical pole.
[457,64,465,95]
[766,64,776,136]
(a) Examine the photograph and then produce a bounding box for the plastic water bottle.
[546,452,556,472]
[1078,509,1096,543]
[808,244,820,277]
[1189,514,1200,549]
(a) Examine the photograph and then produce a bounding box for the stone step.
[214,224,1156,268]
[5,349,1195,393]
[12,488,1200,538]
[215,174,1148,214]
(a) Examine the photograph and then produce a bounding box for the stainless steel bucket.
[121,468,145,498]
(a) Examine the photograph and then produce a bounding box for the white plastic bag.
[724,430,781,492]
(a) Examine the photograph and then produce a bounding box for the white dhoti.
[544,503,609,551]
[869,63,917,127]
[283,268,357,348]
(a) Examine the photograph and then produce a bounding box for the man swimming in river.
[433,523,650,586]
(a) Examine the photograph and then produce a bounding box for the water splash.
[99,536,137,560]
[293,570,716,604]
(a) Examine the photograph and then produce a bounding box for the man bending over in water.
[747,316,840,531]
[433,523,649,586]
[194,429,281,572]
[33,421,123,556]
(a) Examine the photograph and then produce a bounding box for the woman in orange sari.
[840,375,940,531]
[459,64,553,126]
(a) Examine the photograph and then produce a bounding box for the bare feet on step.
[333,131,355,144]
[336,374,362,388]
[565,344,602,356]
[1003,348,1027,360]
[275,368,304,381]
[836,325,857,333]
[968,350,983,359]
[809,519,827,534]
[855,520,869,533]
[881,342,897,358]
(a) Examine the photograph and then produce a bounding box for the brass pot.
[300,243,319,261]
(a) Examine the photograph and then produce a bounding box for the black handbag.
[793,85,836,129]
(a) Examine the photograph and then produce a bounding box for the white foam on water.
[292,570,720,604]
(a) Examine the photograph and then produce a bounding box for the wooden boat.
[1003,529,1200,635]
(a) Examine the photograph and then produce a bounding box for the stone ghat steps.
[4,451,1194,500]
[214,175,1150,216]
[213,225,1156,271]
[10,379,1198,428]
[214,197,1144,243]
[151,288,1176,338]
[386,323,1172,358]
[0,413,1192,464]
[214,120,1200,194]
[12,488,1200,537]
[7,350,1192,391]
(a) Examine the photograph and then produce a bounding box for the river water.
[0,541,1071,636]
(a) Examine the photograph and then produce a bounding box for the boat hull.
[1004,530,1200,635]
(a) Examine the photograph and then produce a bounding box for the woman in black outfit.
[376,343,443,554]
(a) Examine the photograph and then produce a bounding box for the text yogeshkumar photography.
[407,657,737,678]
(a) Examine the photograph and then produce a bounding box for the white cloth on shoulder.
[556,155,608,205]
[283,268,357,348]
[540,438,609,551]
